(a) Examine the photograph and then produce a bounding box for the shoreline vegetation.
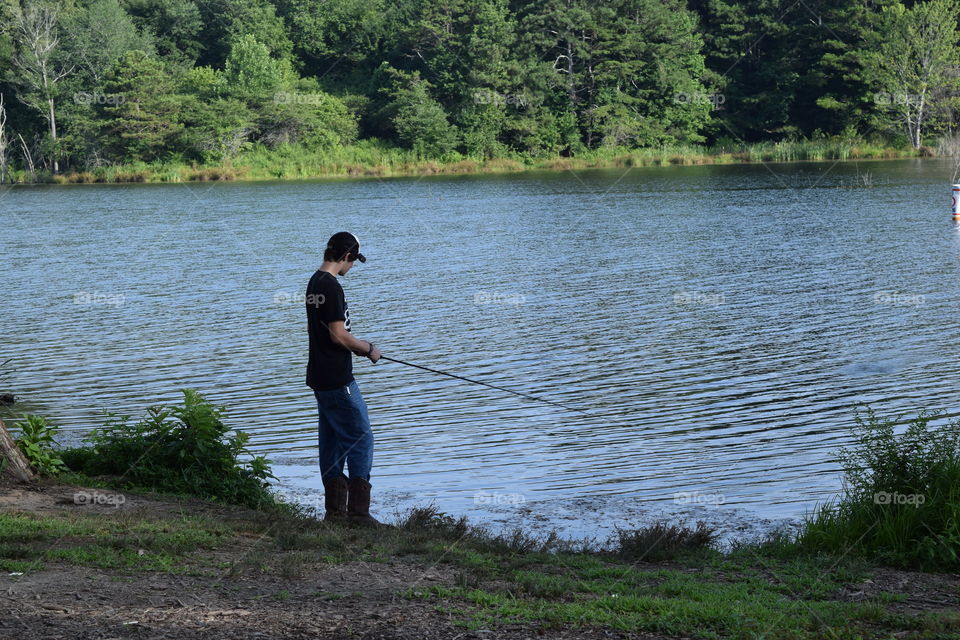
[3,138,928,186]
[2,391,960,637]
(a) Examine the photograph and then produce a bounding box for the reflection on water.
[3,158,960,540]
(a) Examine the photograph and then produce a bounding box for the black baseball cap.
[326,231,366,263]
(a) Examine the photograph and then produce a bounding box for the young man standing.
[306,231,385,526]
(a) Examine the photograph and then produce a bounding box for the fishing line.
[379,355,589,415]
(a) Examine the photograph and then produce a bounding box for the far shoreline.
[1,138,929,187]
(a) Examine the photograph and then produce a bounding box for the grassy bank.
[4,394,959,637]
[3,137,922,185]
[1,482,958,640]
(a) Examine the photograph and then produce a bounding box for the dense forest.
[0,0,958,180]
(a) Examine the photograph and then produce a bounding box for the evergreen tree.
[121,0,203,64]
[376,65,459,157]
[98,50,182,161]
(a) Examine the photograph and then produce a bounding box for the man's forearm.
[334,332,372,356]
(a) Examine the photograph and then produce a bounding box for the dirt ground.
[4,564,670,639]
[0,481,681,639]
[1,480,958,639]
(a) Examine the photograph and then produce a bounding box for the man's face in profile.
[338,254,357,276]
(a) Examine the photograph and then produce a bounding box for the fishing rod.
[379,355,589,415]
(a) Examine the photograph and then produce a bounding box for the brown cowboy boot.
[347,476,389,527]
[322,474,348,521]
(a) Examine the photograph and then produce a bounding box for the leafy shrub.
[177,97,255,163]
[799,408,960,569]
[66,389,276,509]
[13,415,67,476]
[254,95,358,150]
[58,446,96,472]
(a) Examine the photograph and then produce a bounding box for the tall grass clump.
[799,408,960,569]
[613,520,717,562]
[61,389,277,509]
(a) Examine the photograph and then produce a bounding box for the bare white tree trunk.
[0,94,8,184]
[18,134,36,181]
[914,97,923,149]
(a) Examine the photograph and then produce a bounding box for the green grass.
[405,575,918,639]
[0,510,234,573]
[400,544,955,639]
[360,508,960,638]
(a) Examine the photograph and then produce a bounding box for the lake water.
[3,158,960,544]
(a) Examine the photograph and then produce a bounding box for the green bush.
[254,93,358,150]
[799,408,960,569]
[58,446,98,473]
[13,415,67,476]
[66,389,276,509]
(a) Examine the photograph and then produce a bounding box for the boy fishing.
[305,231,385,527]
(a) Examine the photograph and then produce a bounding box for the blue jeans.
[314,379,373,482]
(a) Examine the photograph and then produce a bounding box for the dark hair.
[324,246,346,262]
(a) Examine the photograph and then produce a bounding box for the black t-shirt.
[305,270,354,390]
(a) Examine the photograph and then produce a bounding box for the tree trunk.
[0,417,35,483]
[914,94,925,150]
[0,93,7,184]
[48,96,58,174]
[18,133,36,181]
